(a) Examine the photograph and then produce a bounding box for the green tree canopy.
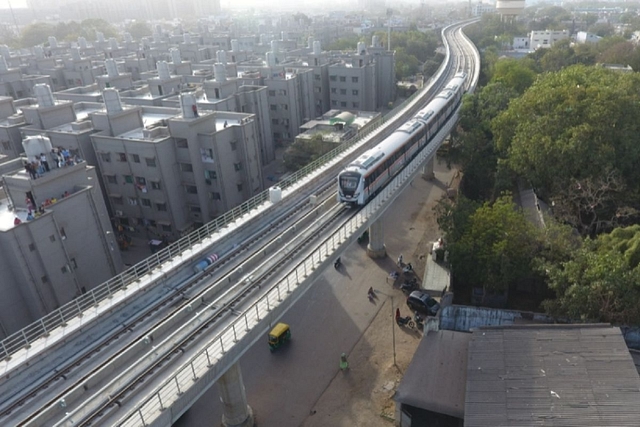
[19,22,56,47]
[126,22,153,40]
[542,225,640,324]
[283,134,335,172]
[444,194,541,292]
[491,58,537,94]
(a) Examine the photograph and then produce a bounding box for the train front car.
[337,167,364,206]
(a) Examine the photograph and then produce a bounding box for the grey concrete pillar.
[218,362,254,427]
[367,219,386,258]
[422,156,435,180]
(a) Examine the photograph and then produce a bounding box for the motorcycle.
[414,312,424,328]
[396,315,415,328]
[400,278,418,294]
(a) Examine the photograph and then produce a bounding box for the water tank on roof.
[0,45,10,58]
[48,36,58,49]
[157,61,171,80]
[357,42,366,55]
[109,38,119,50]
[217,50,227,64]
[372,35,380,47]
[180,93,197,118]
[214,63,226,82]
[105,59,119,77]
[34,46,44,59]
[34,84,55,107]
[170,48,181,65]
[231,39,239,52]
[22,135,53,161]
[103,88,123,114]
[266,52,276,68]
[71,48,81,61]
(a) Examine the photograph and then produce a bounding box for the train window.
[340,176,358,189]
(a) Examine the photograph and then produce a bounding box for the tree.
[542,226,640,324]
[493,65,640,236]
[445,194,541,293]
[19,22,56,47]
[491,58,537,94]
[126,22,153,40]
[283,134,335,172]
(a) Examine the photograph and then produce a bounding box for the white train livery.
[337,72,467,206]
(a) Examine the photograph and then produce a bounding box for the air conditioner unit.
[115,210,124,216]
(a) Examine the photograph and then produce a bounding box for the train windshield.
[339,173,360,195]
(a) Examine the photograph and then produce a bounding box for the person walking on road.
[397,253,403,266]
[340,353,349,371]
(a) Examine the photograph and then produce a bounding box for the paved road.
[174,161,456,427]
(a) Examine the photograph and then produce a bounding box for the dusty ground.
[301,160,461,427]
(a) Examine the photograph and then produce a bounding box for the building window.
[339,76,346,82]
[151,181,161,190]
[41,275,49,284]
[161,224,172,232]
[315,74,321,80]
[180,163,193,172]
[331,100,337,106]
[283,132,290,139]
[1,141,10,150]
[353,102,359,108]
[186,185,198,194]
[314,87,322,93]
[237,183,243,192]
[340,89,346,95]
[352,77,358,83]
[49,235,56,242]
[128,197,138,205]
[270,104,277,111]
[331,88,337,94]
[124,175,133,184]
[100,152,111,162]
[136,176,147,186]
[112,196,123,205]
[234,162,242,171]
[189,206,201,213]
[61,265,69,273]
[279,89,287,96]
[210,192,221,200]
[273,132,281,139]
[271,118,279,125]
[352,89,358,95]
[205,170,217,179]
[176,138,188,148]
[268,90,276,96]
[29,243,35,251]
[156,202,167,211]
[341,101,347,107]
[70,258,77,269]
[329,75,336,81]
[281,104,288,111]
[141,198,151,207]
[117,152,126,162]
[132,154,140,163]
[230,141,237,151]
[106,175,117,184]
[145,158,156,167]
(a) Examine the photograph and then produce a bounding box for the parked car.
[406,290,440,316]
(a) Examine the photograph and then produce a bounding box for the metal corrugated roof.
[465,324,640,426]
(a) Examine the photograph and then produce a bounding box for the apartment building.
[0,136,122,339]
[530,30,569,49]
[90,90,263,238]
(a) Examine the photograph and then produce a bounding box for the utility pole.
[386,8,392,52]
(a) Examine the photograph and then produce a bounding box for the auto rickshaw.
[268,322,291,352]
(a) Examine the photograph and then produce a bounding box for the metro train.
[337,72,467,206]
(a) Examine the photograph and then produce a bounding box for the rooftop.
[465,324,640,427]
